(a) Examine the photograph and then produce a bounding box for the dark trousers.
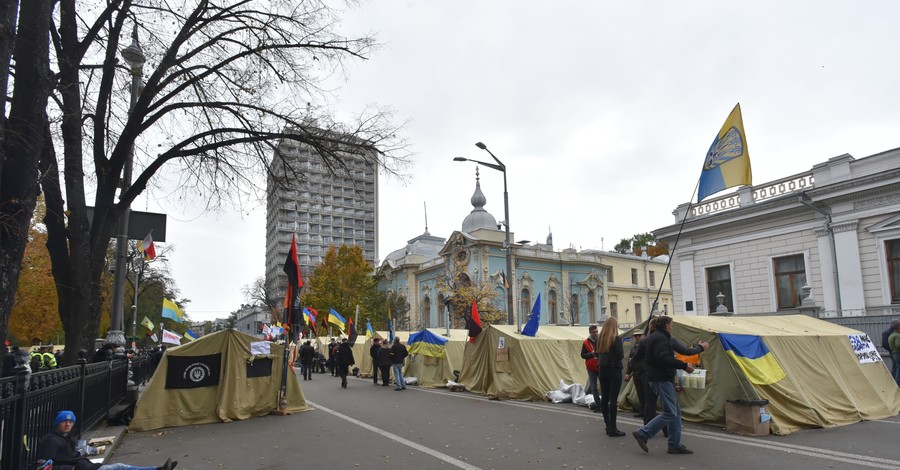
[378,365,391,385]
[599,369,623,431]
[372,361,379,383]
[633,373,647,415]
[338,365,349,386]
[301,362,312,380]
[643,379,658,424]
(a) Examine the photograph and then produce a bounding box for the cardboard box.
[725,400,770,436]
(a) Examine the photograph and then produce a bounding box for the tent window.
[422,296,431,328]
[588,289,596,324]
[548,290,558,324]
[706,265,733,313]
[520,289,532,320]
[888,239,900,303]
[774,254,806,309]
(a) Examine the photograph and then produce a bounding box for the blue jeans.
[637,381,681,449]
[587,370,600,407]
[392,363,406,389]
[99,464,157,470]
[892,353,900,386]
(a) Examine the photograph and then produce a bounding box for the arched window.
[548,290,558,324]
[570,293,579,325]
[587,289,596,324]
[437,294,446,328]
[422,296,431,328]
[520,289,532,321]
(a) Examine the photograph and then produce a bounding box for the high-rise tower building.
[265,134,379,303]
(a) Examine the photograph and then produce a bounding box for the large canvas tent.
[131,329,308,431]
[618,315,900,435]
[457,324,591,400]
[404,329,468,387]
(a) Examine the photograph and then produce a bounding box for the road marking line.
[308,400,483,470]
[410,386,897,468]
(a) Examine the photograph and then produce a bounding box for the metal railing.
[0,359,129,470]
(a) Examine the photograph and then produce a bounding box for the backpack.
[882,327,893,352]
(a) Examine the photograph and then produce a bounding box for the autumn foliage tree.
[302,245,380,334]
[434,258,503,328]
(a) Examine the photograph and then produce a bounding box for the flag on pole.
[149,332,158,342]
[387,305,395,343]
[521,293,542,337]
[138,232,157,260]
[327,308,346,332]
[304,307,318,335]
[366,321,374,340]
[141,316,155,331]
[161,298,184,323]
[347,318,358,346]
[282,233,305,332]
[467,300,483,343]
[162,329,181,345]
[698,103,752,202]
[184,329,199,341]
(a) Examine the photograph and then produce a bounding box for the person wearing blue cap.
[37,410,177,470]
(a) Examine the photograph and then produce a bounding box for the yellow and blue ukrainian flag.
[327,308,346,332]
[407,329,448,359]
[161,298,184,323]
[718,333,785,385]
[698,103,752,202]
[366,321,375,340]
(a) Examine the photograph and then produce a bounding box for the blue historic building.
[375,171,671,330]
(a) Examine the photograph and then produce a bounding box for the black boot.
[607,428,626,437]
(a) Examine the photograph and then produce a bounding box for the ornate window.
[437,294,446,327]
[888,239,900,303]
[706,265,733,313]
[570,293,579,324]
[422,296,431,328]
[587,289,596,324]
[520,289,532,319]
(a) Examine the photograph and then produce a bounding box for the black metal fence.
[0,359,128,470]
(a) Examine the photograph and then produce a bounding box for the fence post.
[77,351,87,434]
[10,368,29,470]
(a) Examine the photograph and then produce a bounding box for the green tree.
[614,233,666,256]
[302,245,379,335]
[0,0,408,360]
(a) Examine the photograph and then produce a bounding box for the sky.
[139,1,900,322]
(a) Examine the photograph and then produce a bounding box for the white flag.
[150,333,158,342]
[162,329,181,345]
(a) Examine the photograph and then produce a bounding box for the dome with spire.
[462,168,498,233]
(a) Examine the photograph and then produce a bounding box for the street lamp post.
[130,255,166,348]
[108,25,145,346]
[454,142,517,330]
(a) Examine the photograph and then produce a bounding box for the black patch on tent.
[247,357,273,378]
[166,353,221,389]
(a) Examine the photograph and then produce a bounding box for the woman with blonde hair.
[597,316,625,437]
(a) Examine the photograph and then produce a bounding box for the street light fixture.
[454,142,517,330]
[108,24,145,346]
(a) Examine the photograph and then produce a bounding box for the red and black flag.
[347,317,358,346]
[467,300,483,343]
[283,233,305,333]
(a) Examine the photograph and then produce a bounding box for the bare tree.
[0,0,407,362]
[242,276,280,320]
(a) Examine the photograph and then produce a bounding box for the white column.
[678,254,697,316]
[815,229,838,316]
[833,222,865,316]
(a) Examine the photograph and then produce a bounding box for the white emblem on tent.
[184,362,211,382]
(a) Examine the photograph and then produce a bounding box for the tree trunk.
[0,0,50,346]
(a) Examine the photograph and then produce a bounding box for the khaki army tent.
[130,329,308,431]
[404,329,468,387]
[457,324,591,400]
[618,315,900,435]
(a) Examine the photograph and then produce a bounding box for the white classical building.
[654,147,900,318]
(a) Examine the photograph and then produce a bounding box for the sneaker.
[667,445,693,454]
[632,431,648,453]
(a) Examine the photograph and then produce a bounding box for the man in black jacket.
[37,410,176,470]
[632,316,702,455]
[369,338,382,384]
[299,341,315,381]
[390,337,408,390]
[335,338,355,388]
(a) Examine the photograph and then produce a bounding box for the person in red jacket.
[580,324,601,412]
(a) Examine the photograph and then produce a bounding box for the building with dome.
[375,170,672,330]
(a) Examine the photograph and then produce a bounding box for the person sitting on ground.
[37,410,177,470]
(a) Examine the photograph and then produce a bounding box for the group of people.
[582,315,708,455]
[1,344,63,377]
[368,337,408,390]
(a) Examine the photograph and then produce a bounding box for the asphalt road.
[112,371,900,470]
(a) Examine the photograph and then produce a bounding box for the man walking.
[632,316,702,455]
[889,319,900,386]
[580,325,601,412]
[390,337,408,390]
[370,338,382,385]
[335,338,355,389]
[299,341,314,381]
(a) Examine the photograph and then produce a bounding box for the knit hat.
[53,410,76,428]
